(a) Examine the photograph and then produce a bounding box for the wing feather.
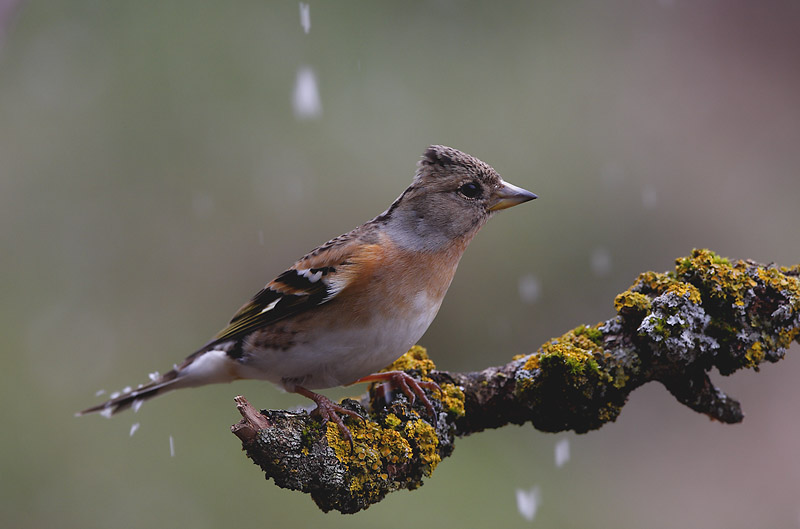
[208,233,369,344]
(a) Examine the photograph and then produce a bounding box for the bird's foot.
[294,386,364,450]
[356,370,441,416]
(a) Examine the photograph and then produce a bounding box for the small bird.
[78,145,536,441]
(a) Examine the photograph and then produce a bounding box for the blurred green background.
[2,1,799,527]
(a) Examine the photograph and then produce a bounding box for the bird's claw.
[295,387,364,451]
[358,370,441,417]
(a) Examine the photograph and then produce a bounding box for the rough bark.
[231,249,800,514]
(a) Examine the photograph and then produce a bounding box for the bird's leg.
[294,386,364,449]
[355,371,441,416]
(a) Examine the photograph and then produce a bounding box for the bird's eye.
[458,182,481,199]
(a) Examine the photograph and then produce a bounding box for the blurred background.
[2,1,799,527]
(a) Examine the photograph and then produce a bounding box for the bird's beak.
[488,180,538,211]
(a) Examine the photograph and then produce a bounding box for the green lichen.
[513,323,625,432]
[519,324,608,387]
[300,426,314,446]
[517,330,606,396]
[574,323,604,347]
[611,364,630,390]
[546,346,601,381]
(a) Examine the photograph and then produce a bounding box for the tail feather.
[76,348,240,417]
[76,369,182,417]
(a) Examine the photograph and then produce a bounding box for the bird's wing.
[209,232,375,344]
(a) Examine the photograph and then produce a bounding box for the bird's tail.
[76,348,240,417]
[76,368,185,417]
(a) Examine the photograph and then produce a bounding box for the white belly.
[235,292,442,390]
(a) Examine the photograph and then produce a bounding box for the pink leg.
[354,371,441,416]
[294,386,364,449]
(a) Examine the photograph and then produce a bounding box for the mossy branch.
[230,249,800,514]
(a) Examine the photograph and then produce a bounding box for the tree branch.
[230,249,800,514]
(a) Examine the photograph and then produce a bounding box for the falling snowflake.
[515,486,541,522]
[554,438,570,467]
[591,248,612,276]
[299,2,311,34]
[518,274,541,304]
[292,67,322,119]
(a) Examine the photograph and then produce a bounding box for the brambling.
[78,145,536,442]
